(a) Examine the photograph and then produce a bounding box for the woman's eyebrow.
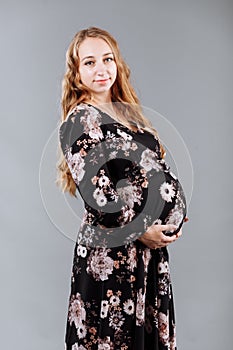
[81,52,113,62]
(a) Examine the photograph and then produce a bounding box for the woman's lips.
[95,78,109,83]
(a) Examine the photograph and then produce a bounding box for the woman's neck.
[86,96,116,118]
[84,99,139,133]
[90,93,112,106]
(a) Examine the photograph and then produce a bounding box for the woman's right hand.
[137,224,180,249]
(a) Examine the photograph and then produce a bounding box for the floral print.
[65,147,86,185]
[123,299,135,315]
[140,148,163,172]
[59,103,187,349]
[136,288,146,326]
[86,247,114,281]
[159,182,176,202]
[68,293,86,337]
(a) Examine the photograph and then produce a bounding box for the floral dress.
[59,103,187,350]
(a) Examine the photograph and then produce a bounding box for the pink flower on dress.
[97,336,114,350]
[87,247,114,281]
[68,293,86,339]
[65,147,85,185]
[79,104,104,141]
[136,288,145,326]
[140,148,162,172]
[126,244,138,272]
[165,206,183,226]
[158,312,169,346]
[142,248,152,273]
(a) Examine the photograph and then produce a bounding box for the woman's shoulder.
[67,102,100,119]
[60,103,104,133]
[59,102,105,148]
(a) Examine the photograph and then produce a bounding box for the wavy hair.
[56,26,166,197]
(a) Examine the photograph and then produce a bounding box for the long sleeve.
[59,103,187,248]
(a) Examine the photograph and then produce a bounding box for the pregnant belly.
[147,170,187,236]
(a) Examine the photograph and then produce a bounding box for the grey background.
[1,0,232,349]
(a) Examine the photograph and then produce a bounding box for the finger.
[161,224,178,232]
[161,235,177,244]
[184,217,189,223]
[154,244,166,249]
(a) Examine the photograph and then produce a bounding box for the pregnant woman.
[57,26,188,350]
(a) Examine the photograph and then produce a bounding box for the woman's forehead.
[78,37,113,59]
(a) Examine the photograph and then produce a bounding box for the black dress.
[59,103,187,350]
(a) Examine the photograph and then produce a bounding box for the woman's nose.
[95,60,106,74]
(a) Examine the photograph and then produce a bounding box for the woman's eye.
[104,57,113,62]
[84,61,94,66]
[84,57,114,66]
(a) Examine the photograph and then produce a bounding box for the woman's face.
[78,37,117,102]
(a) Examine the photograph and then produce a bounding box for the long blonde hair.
[56,26,166,197]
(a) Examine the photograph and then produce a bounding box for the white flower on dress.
[80,246,87,258]
[68,293,86,329]
[77,324,87,339]
[86,248,114,281]
[109,311,125,330]
[96,195,107,207]
[77,245,87,258]
[109,295,120,306]
[165,207,183,226]
[101,300,109,309]
[100,300,109,318]
[79,105,104,141]
[140,148,162,172]
[117,184,141,208]
[158,261,170,274]
[65,148,85,185]
[136,288,145,326]
[100,309,108,318]
[93,188,107,207]
[93,187,104,199]
[98,175,110,187]
[77,245,82,256]
[116,128,133,141]
[123,299,135,315]
[159,182,176,202]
